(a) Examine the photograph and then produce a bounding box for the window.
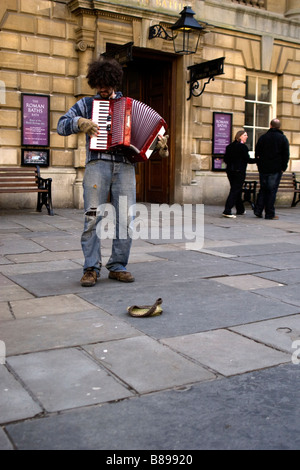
[244,74,277,157]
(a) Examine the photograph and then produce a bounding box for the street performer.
[57,56,168,287]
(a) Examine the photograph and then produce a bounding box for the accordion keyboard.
[90,100,111,151]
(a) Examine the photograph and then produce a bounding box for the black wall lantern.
[149,6,208,55]
[149,6,224,99]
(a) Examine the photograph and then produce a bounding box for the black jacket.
[224,141,257,173]
[255,128,290,174]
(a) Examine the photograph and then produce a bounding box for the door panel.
[144,66,169,203]
[123,55,172,203]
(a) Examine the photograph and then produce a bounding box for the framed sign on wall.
[212,156,226,172]
[212,112,232,171]
[21,93,50,147]
[21,149,49,167]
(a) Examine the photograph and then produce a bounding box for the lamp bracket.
[187,57,225,100]
[149,25,174,41]
[188,76,215,101]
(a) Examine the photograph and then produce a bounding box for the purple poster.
[212,112,232,155]
[22,94,49,146]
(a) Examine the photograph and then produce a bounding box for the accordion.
[89,97,167,162]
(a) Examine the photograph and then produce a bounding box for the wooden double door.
[122,53,174,203]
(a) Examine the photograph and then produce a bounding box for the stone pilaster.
[285,0,300,19]
[68,3,96,208]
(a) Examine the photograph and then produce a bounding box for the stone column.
[285,0,300,19]
[73,13,96,209]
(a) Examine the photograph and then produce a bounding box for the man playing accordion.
[57,57,168,287]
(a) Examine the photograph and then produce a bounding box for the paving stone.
[258,269,300,285]
[0,273,16,286]
[1,309,143,356]
[79,278,299,339]
[128,251,167,263]
[7,348,133,413]
[199,248,237,258]
[210,274,283,290]
[0,302,13,321]
[0,274,36,303]
[0,365,42,425]
[0,238,45,255]
[6,216,61,232]
[5,250,83,264]
[0,260,80,276]
[148,250,276,278]
[7,249,276,298]
[203,239,239,249]
[9,294,97,319]
[0,427,13,450]
[0,232,27,240]
[203,223,278,242]
[0,285,34,302]
[7,269,85,297]
[207,233,300,248]
[0,340,5,365]
[2,206,300,451]
[83,336,216,394]
[237,252,300,270]
[231,314,300,354]
[30,235,81,251]
[0,256,12,265]
[0,218,26,230]
[5,364,300,450]
[206,242,300,258]
[161,329,290,376]
[44,220,83,231]
[21,230,71,240]
[254,284,300,307]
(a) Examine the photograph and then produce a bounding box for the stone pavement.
[0,204,300,450]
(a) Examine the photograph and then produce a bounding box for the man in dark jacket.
[254,119,290,220]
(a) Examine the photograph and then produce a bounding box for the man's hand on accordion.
[78,118,99,137]
[156,134,169,158]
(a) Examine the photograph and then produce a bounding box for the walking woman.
[222,130,258,218]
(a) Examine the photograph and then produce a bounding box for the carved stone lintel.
[231,0,265,7]
[68,0,94,15]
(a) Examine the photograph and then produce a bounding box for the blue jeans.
[81,160,136,275]
[255,172,282,219]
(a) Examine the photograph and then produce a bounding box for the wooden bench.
[0,166,54,215]
[242,171,300,209]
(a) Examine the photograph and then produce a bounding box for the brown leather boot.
[108,271,135,283]
[80,269,98,287]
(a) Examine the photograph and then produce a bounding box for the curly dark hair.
[86,56,123,90]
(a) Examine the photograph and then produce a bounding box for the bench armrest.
[35,165,52,189]
[243,180,257,189]
[294,178,300,189]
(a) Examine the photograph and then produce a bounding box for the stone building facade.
[0,0,300,209]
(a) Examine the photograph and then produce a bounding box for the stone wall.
[0,0,79,209]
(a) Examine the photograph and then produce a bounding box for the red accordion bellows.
[89,97,167,162]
